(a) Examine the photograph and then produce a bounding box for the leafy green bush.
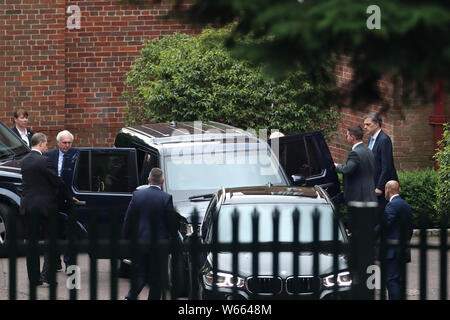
[434,123,449,226]
[337,169,442,228]
[123,27,340,137]
[397,169,439,228]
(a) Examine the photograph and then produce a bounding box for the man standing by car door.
[46,130,78,271]
[363,113,398,221]
[20,133,72,286]
[335,125,377,204]
[122,168,176,300]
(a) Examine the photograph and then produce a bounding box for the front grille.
[286,276,318,294]
[246,276,283,295]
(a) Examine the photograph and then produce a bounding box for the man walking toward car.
[375,180,413,300]
[122,168,176,300]
[364,113,398,221]
[46,130,79,271]
[335,125,377,204]
[20,133,72,286]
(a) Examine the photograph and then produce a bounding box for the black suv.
[194,186,351,300]
[0,120,340,246]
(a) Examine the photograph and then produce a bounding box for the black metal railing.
[0,204,448,300]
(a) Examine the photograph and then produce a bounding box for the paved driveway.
[0,236,448,300]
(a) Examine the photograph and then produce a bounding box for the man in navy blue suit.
[45,130,78,271]
[45,130,78,199]
[364,113,398,221]
[122,168,176,300]
[375,181,413,300]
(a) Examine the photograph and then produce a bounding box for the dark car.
[193,186,351,300]
[0,120,340,251]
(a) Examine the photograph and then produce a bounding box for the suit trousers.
[126,252,169,300]
[386,258,402,300]
[25,206,57,284]
[376,195,388,225]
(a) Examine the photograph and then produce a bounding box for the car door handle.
[74,201,86,207]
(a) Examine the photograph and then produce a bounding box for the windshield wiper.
[188,193,214,202]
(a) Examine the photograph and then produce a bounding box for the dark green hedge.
[337,168,443,228]
[397,169,440,228]
[123,27,340,137]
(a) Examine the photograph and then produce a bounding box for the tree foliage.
[123,27,340,136]
[162,0,450,108]
[434,123,450,220]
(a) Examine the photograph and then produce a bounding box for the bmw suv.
[194,186,352,300]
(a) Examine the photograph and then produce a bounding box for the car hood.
[0,158,22,180]
[174,199,210,223]
[208,252,349,278]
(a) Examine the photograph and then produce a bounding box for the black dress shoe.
[39,276,58,286]
[56,260,63,272]
[31,280,44,286]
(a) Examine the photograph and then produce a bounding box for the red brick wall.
[1,0,197,148]
[1,1,446,170]
[0,0,66,144]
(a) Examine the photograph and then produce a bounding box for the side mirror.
[291,174,306,186]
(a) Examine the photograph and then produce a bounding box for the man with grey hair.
[363,113,398,221]
[122,167,176,300]
[46,130,78,271]
[20,132,71,286]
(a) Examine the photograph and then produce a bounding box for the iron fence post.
[348,201,377,300]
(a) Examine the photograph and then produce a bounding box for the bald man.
[375,180,413,300]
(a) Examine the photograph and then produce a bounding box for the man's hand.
[375,188,383,196]
[72,197,79,202]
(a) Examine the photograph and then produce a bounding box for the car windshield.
[216,203,344,243]
[0,121,29,159]
[164,150,286,201]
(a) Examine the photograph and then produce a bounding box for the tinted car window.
[0,122,29,158]
[217,203,343,243]
[305,135,323,176]
[74,150,136,193]
[164,150,285,201]
[278,138,310,178]
[278,136,323,178]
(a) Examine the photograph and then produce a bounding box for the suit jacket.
[336,143,377,203]
[121,186,176,242]
[45,148,78,186]
[11,126,34,147]
[371,130,398,191]
[375,195,413,262]
[20,150,71,216]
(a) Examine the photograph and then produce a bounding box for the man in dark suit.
[335,125,377,204]
[375,180,413,300]
[11,109,35,147]
[20,133,72,286]
[45,130,78,197]
[364,113,398,220]
[45,130,78,271]
[122,168,176,300]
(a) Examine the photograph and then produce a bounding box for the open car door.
[70,148,139,242]
[269,132,340,199]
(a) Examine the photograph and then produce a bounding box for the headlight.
[323,271,352,288]
[203,271,245,288]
